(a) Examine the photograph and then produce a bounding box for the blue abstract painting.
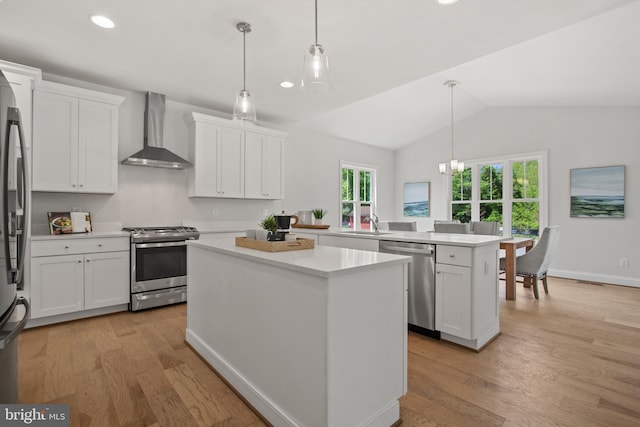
[570,165,624,218]
[403,182,429,217]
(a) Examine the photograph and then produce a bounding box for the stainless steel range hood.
[121,92,192,169]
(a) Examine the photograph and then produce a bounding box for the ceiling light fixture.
[301,0,332,94]
[439,80,465,175]
[89,14,115,29]
[232,22,257,124]
[437,0,459,5]
[280,81,294,89]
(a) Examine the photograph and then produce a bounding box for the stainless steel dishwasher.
[379,240,439,338]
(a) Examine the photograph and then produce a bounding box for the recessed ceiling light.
[280,81,294,89]
[437,0,459,5]
[90,14,115,29]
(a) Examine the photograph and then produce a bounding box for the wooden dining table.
[500,237,535,300]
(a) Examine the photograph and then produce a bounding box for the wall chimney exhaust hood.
[121,92,192,169]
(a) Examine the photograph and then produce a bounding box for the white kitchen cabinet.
[435,243,500,350]
[1,69,35,191]
[435,262,472,339]
[318,235,379,251]
[32,81,124,194]
[30,236,129,319]
[186,115,244,198]
[185,112,286,199]
[31,254,85,318]
[244,130,285,199]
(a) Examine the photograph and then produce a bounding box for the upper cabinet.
[245,130,284,199]
[185,112,286,199]
[32,81,124,194]
[0,60,41,191]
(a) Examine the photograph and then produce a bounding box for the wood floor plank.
[17,277,640,427]
[164,363,232,426]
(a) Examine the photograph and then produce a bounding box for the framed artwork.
[403,181,430,217]
[570,165,625,218]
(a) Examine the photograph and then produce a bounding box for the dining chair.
[387,221,417,231]
[433,222,470,234]
[470,221,499,235]
[499,226,560,299]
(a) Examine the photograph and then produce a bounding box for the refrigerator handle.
[2,107,28,287]
[0,297,30,350]
[12,107,28,288]
[2,111,13,286]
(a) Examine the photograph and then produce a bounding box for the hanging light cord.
[242,27,246,91]
[450,82,455,161]
[314,0,320,46]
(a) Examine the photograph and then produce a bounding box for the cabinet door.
[244,131,263,198]
[189,121,220,197]
[245,132,283,199]
[218,126,244,198]
[78,99,118,193]
[32,91,79,192]
[3,72,33,191]
[84,251,129,310]
[30,254,84,319]
[262,136,284,199]
[435,263,472,339]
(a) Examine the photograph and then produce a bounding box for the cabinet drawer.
[436,245,472,267]
[32,237,129,257]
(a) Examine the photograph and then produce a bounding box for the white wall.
[396,106,640,287]
[31,74,395,233]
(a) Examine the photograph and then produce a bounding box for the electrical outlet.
[262,208,268,216]
[619,257,629,267]
[212,208,219,217]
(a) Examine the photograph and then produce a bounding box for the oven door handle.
[135,241,187,249]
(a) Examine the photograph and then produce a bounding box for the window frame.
[340,161,377,231]
[447,151,548,237]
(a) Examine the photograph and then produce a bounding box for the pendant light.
[233,22,257,124]
[301,0,332,94]
[439,80,465,175]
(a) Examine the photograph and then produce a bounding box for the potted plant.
[312,209,327,225]
[259,215,282,241]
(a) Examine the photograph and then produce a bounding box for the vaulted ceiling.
[0,0,638,150]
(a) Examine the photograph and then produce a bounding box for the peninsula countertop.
[188,238,410,278]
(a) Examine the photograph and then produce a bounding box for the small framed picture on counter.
[47,211,92,234]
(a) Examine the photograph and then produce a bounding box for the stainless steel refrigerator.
[0,69,30,403]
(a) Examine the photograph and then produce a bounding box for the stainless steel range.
[123,226,199,311]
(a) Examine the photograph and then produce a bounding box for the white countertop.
[293,228,506,247]
[31,231,130,241]
[189,238,410,278]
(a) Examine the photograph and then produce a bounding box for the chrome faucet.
[370,213,379,232]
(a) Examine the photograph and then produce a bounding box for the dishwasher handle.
[380,244,434,256]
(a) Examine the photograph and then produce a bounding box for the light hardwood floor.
[18,277,640,426]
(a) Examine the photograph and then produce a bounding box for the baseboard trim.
[26,304,128,328]
[185,329,299,427]
[549,269,640,288]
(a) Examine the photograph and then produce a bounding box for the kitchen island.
[186,238,411,427]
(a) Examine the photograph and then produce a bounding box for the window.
[449,152,546,237]
[341,162,377,231]
[451,167,471,223]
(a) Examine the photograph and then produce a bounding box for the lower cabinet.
[435,262,472,339]
[435,243,500,350]
[30,237,129,319]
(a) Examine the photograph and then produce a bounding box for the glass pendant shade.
[301,44,331,95]
[233,89,256,124]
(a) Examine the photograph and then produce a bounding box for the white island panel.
[187,239,409,427]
